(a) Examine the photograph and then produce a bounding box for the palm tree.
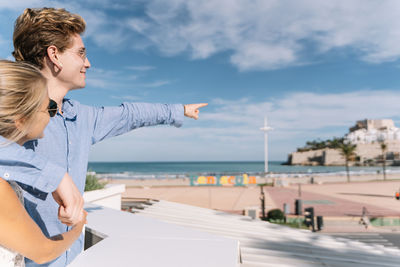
[339,143,357,182]
[331,137,344,149]
[380,142,387,180]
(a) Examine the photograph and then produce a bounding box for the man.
[10,7,207,266]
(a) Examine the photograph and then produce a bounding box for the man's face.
[58,34,91,90]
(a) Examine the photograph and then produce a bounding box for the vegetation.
[257,182,274,187]
[339,142,357,182]
[297,137,345,152]
[85,173,106,192]
[267,209,285,221]
[267,216,309,229]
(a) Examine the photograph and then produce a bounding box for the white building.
[346,119,400,144]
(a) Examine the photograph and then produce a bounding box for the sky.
[1,0,400,162]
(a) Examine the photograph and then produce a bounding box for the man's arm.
[82,102,207,144]
[0,137,84,225]
[52,173,84,226]
[0,137,65,193]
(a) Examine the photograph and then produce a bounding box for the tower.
[260,117,273,173]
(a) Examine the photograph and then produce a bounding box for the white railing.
[83,184,125,210]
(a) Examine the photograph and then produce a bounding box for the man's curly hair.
[13,8,86,69]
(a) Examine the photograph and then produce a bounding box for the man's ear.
[47,45,63,71]
[14,117,26,132]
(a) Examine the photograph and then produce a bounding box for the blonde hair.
[13,7,86,68]
[0,60,47,143]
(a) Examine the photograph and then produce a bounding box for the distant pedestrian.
[359,206,370,229]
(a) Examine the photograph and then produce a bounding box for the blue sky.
[2,0,400,162]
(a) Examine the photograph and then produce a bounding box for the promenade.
[108,175,400,232]
[282,181,400,216]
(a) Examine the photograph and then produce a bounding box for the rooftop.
[71,197,400,267]
[133,200,400,266]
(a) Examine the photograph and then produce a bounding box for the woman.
[0,60,86,266]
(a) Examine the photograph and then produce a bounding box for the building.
[287,119,400,166]
[347,119,400,144]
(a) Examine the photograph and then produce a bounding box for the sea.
[87,161,400,179]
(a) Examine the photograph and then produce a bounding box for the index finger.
[194,103,208,109]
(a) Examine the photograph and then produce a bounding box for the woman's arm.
[0,178,86,264]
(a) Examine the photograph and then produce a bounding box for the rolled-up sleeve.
[0,139,66,193]
[88,102,184,144]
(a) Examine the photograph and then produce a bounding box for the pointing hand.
[184,103,208,120]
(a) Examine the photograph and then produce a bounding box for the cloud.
[90,89,400,161]
[230,43,297,71]
[125,65,156,71]
[85,67,141,88]
[111,95,141,101]
[206,90,400,132]
[85,67,170,93]
[118,0,400,71]
[5,1,399,72]
[140,80,171,88]
[2,1,400,71]
[0,0,49,10]
[85,68,124,89]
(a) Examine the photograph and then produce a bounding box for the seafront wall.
[288,148,345,166]
[288,140,400,166]
[289,149,324,165]
[107,172,400,188]
[190,174,257,186]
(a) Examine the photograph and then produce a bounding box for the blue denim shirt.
[0,139,66,195]
[2,99,183,267]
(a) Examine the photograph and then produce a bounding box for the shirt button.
[3,173,10,179]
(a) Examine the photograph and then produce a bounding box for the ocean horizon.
[87,161,400,179]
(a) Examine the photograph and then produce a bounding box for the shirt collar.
[61,99,77,120]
